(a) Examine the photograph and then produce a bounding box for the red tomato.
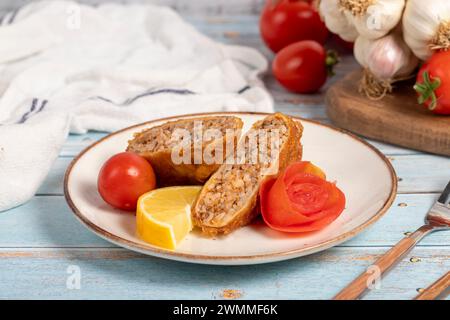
[273,40,337,93]
[285,160,326,180]
[98,152,156,211]
[260,161,346,233]
[414,51,450,115]
[260,0,328,53]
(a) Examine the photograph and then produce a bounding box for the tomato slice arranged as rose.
[260,161,345,233]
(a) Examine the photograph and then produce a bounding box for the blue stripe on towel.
[18,98,38,124]
[0,8,19,26]
[89,88,196,106]
[17,98,48,124]
[7,8,19,24]
[0,11,8,26]
[10,84,252,125]
[238,86,251,94]
[90,86,251,106]
[0,3,25,26]
[125,88,195,105]
[37,100,48,113]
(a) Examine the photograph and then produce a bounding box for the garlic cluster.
[354,29,419,98]
[319,0,358,42]
[319,0,450,98]
[340,0,405,40]
[354,30,418,81]
[320,0,405,41]
[403,0,450,60]
[319,0,420,98]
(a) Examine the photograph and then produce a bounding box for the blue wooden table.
[0,2,449,300]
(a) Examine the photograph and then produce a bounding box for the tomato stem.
[414,71,441,111]
[325,50,339,77]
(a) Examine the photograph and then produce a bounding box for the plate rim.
[64,112,398,264]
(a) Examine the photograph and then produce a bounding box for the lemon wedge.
[136,186,202,250]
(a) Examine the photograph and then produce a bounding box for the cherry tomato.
[98,152,156,211]
[273,40,337,93]
[260,162,346,233]
[414,51,450,115]
[260,0,328,53]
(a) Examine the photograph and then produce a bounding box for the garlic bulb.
[340,0,405,40]
[354,29,419,98]
[319,0,359,42]
[403,0,450,60]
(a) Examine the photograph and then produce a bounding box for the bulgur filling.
[128,117,241,154]
[195,116,289,225]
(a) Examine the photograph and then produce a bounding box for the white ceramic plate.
[65,112,397,265]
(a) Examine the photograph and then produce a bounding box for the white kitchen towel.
[0,0,273,212]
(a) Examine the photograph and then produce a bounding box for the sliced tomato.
[286,174,330,214]
[263,176,315,226]
[284,161,326,181]
[281,186,345,233]
[260,161,346,233]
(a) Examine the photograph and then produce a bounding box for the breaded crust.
[127,116,243,186]
[192,113,303,236]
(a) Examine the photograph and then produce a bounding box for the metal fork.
[334,181,450,300]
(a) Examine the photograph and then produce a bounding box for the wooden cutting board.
[326,70,450,156]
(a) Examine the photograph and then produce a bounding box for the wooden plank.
[39,153,450,195]
[0,247,447,299]
[392,154,450,194]
[365,140,420,156]
[267,55,360,106]
[1,194,448,248]
[186,14,260,35]
[0,196,113,248]
[273,101,328,120]
[327,70,450,157]
[344,193,448,247]
[60,133,107,157]
[0,0,266,15]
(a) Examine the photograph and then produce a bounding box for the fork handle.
[334,224,434,300]
[415,272,450,300]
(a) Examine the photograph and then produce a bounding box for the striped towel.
[0,0,273,212]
